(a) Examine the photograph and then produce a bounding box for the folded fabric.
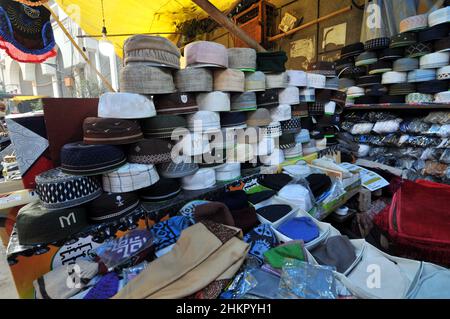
[277,217,319,242]
[258,173,292,191]
[243,223,279,265]
[34,260,100,299]
[193,202,235,227]
[150,216,193,251]
[310,236,356,273]
[84,272,120,300]
[256,204,292,223]
[306,174,332,199]
[113,221,249,299]
[247,190,276,205]
[278,184,313,212]
[264,241,306,269]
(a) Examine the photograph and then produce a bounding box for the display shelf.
[6,169,261,262]
[345,103,450,110]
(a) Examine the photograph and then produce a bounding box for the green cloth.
[263,242,306,269]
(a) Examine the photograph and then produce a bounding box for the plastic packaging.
[220,268,258,299]
[407,136,441,148]
[357,144,371,157]
[425,124,442,136]
[341,121,355,132]
[350,123,374,135]
[278,258,337,299]
[421,148,443,161]
[367,111,398,122]
[122,261,149,286]
[93,229,155,271]
[381,134,400,146]
[397,135,410,147]
[372,119,402,134]
[407,119,431,134]
[402,147,423,159]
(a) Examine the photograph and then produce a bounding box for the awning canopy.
[55,0,238,57]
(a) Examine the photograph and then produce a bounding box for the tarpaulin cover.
[55,0,238,57]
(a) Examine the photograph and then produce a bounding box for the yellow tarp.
[55,0,237,57]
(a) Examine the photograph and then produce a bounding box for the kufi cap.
[287,70,308,87]
[270,104,292,122]
[128,138,173,164]
[306,73,326,89]
[186,111,221,132]
[408,69,436,82]
[213,69,245,92]
[153,92,198,115]
[393,58,419,72]
[98,92,156,119]
[102,163,160,193]
[381,71,407,84]
[181,168,216,190]
[246,108,271,126]
[120,63,176,95]
[245,71,266,92]
[61,143,126,176]
[36,168,102,210]
[266,72,289,89]
[197,91,231,112]
[256,51,288,73]
[174,68,213,92]
[87,192,140,223]
[17,202,88,245]
[142,115,187,139]
[123,35,180,69]
[138,178,181,202]
[428,6,450,27]
[256,89,279,108]
[83,117,143,145]
[231,92,258,112]
[420,52,450,69]
[185,41,228,68]
[228,48,257,71]
[279,86,300,105]
[158,156,199,178]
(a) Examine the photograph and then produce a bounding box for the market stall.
[1,0,450,300]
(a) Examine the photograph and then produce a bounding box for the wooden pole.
[191,0,266,52]
[268,5,352,42]
[44,3,116,92]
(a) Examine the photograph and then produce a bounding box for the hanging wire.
[101,0,106,31]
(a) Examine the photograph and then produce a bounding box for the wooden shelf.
[345,103,450,110]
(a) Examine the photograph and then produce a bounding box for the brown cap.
[153,93,198,115]
[83,117,143,145]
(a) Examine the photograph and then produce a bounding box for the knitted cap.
[128,138,173,165]
[230,92,257,112]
